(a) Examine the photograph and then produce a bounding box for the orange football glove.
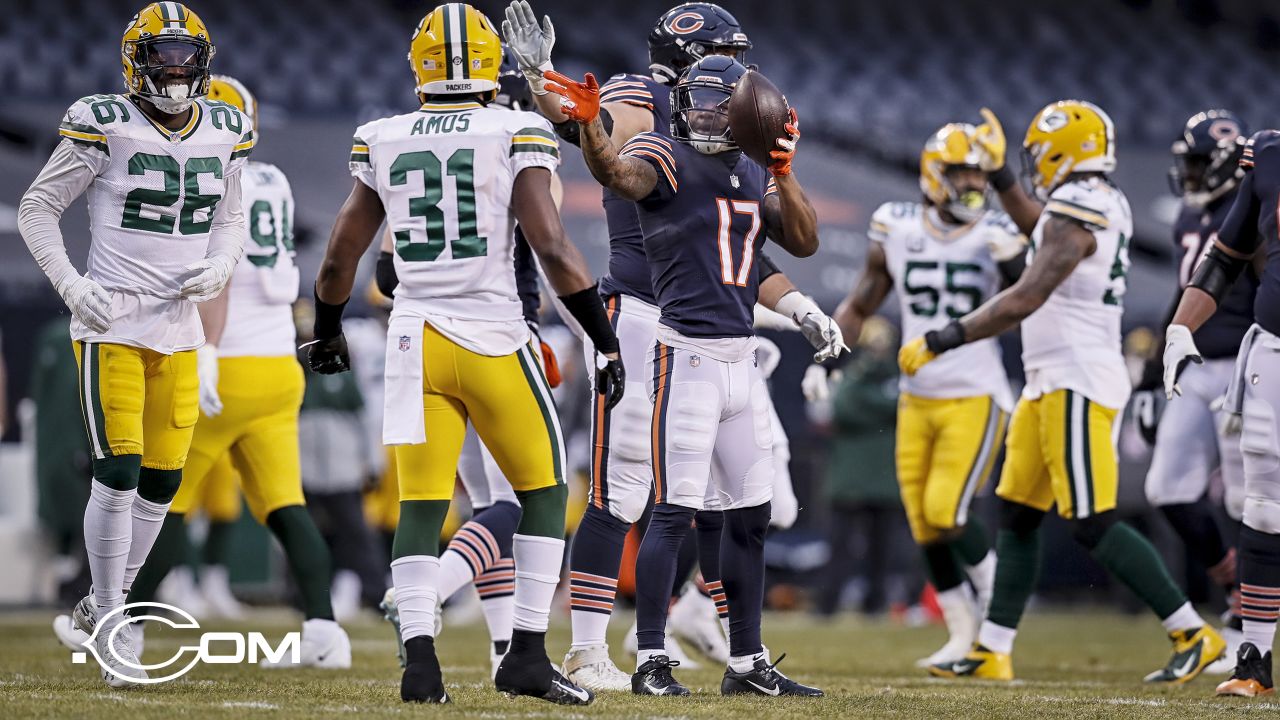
[540,339,562,388]
[769,107,800,176]
[543,70,600,124]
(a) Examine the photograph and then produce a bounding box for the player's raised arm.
[543,71,659,202]
[834,241,893,346]
[976,108,1043,236]
[502,1,565,123]
[761,109,818,257]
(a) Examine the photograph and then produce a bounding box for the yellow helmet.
[208,75,257,129]
[408,3,502,98]
[1022,100,1116,197]
[121,2,215,114]
[920,123,988,223]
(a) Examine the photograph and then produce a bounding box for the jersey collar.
[129,97,203,143]
[419,101,483,113]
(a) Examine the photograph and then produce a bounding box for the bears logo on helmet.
[1169,109,1249,208]
[648,3,751,85]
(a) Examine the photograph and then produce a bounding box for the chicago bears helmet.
[648,3,751,85]
[1169,109,1249,208]
[670,54,747,154]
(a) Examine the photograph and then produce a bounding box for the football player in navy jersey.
[546,55,823,698]
[505,0,844,691]
[1135,111,1257,673]
[1165,128,1280,697]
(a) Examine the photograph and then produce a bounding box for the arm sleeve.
[57,100,111,175]
[511,116,561,174]
[619,132,679,203]
[756,249,780,283]
[1217,159,1263,256]
[17,141,97,294]
[206,172,245,262]
[349,121,377,189]
[226,120,256,177]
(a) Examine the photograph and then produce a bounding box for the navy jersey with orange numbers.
[1172,196,1257,358]
[597,73,672,304]
[1217,131,1280,335]
[620,131,778,337]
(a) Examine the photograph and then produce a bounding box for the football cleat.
[1207,625,1244,675]
[623,619,700,669]
[1216,642,1274,697]
[722,654,824,697]
[93,615,148,688]
[496,651,594,705]
[632,655,690,696]
[929,644,1014,681]
[916,587,979,668]
[563,644,632,692]
[669,589,730,664]
[261,619,351,669]
[53,614,90,652]
[1144,626,1225,685]
[380,587,408,668]
[400,636,450,704]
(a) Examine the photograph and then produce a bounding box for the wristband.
[773,290,821,324]
[313,287,348,340]
[559,284,620,355]
[990,165,1017,193]
[924,319,966,354]
[375,251,399,298]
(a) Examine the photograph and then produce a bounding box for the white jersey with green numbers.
[871,201,1015,410]
[349,100,560,356]
[220,161,298,358]
[57,93,254,353]
[1021,176,1134,409]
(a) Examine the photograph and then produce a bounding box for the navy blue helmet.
[648,3,751,85]
[670,54,747,154]
[494,47,533,111]
[1169,109,1249,207]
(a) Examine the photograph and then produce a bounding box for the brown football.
[729,70,791,168]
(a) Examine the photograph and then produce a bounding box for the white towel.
[383,314,426,445]
[1224,323,1263,415]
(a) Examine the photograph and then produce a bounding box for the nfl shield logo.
[399,335,411,352]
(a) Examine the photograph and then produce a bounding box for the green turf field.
[0,608,1274,719]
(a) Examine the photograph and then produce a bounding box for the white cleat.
[94,617,148,688]
[563,644,632,692]
[1207,626,1244,674]
[622,617,700,669]
[54,614,90,652]
[261,618,351,669]
[669,588,729,664]
[200,565,246,620]
[916,586,979,668]
[157,567,208,619]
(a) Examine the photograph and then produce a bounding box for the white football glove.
[180,253,236,303]
[502,0,555,95]
[58,275,113,334]
[774,292,850,362]
[801,364,834,403]
[196,344,223,417]
[1162,324,1203,400]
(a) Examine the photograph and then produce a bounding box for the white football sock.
[1160,601,1205,634]
[728,649,767,673]
[1244,619,1276,655]
[122,496,170,593]
[977,620,1017,655]
[84,480,136,613]
[637,648,666,670]
[966,551,997,612]
[936,585,979,643]
[475,558,515,647]
[437,548,479,605]
[390,555,440,642]
[512,534,564,633]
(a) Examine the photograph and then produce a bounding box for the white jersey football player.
[834,123,1023,668]
[19,3,248,688]
[905,102,1222,685]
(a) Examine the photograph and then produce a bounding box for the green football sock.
[266,505,334,620]
[392,499,451,559]
[986,526,1041,630]
[126,513,187,604]
[515,484,568,539]
[921,541,966,592]
[203,520,235,567]
[1090,522,1187,619]
[954,516,992,566]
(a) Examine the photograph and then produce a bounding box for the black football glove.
[302,334,351,375]
[595,355,625,411]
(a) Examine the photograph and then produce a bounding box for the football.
[728,70,792,168]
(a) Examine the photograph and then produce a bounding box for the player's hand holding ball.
[542,70,599,123]
[769,108,800,177]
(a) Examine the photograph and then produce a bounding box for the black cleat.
[495,651,594,705]
[400,637,449,704]
[632,655,690,696]
[722,654,824,697]
[1216,642,1275,697]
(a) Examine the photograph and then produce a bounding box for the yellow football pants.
[195,454,243,523]
[170,356,305,523]
[73,341,199,470]
[364,446,401,531]
[394,322,564,502]
[897,393,1007,544]
[995,388,1120,519]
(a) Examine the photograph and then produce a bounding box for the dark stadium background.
[0,0,1275,610]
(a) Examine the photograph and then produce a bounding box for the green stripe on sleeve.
[510,143,560,157]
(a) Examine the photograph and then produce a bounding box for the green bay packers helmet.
[121,2,215,114]
[1022,100,1116,198]
[409,3,502,98]
[207,75,257,129]
[920,123,988,223]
